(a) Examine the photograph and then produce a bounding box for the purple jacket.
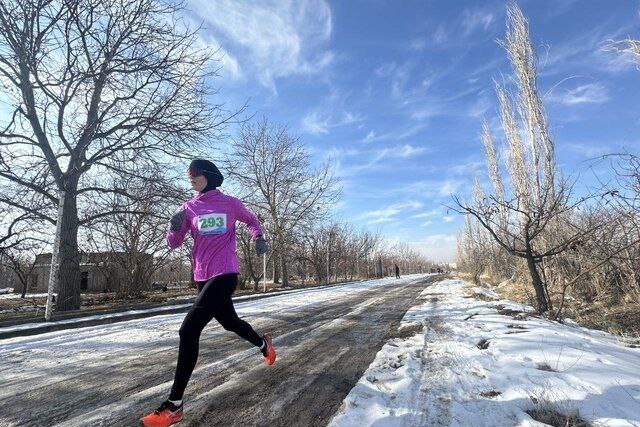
[167,189,262,282]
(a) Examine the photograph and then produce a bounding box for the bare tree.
[237,227,272,291]
[1,204,48,297]
[5,248,41,298]
[0,0,236,312]
[223,119,339,287]
[453,4,599,313]
[457,214,487,285]
[84,169,183,296]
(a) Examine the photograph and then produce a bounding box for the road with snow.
[0,274,438,427]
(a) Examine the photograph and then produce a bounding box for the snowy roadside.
[0,275,424,338]
[327,278,640,427]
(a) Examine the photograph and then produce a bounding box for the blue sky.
[183,0,640,262]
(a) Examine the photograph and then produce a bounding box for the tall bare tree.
[0,0,235,312]
[453,4,597,313]
[223,119,339,287]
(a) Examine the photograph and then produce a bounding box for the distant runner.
[395,264,400,279]
[141,159,275,427]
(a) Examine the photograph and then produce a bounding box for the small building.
[29,252,153,293]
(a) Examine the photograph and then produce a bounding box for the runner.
[141,159,275,427]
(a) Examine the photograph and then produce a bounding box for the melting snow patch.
[327,278,640,427]
[0,292,53,300]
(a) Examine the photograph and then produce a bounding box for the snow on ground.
[0,275,423,358]
[0,292,53,300]
[327,278,640,427]
[0,278,394,335]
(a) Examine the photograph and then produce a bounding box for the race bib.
[197,213,227,235]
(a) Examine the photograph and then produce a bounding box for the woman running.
[141,159,275,427]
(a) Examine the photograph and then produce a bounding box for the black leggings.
[169,274,263,400]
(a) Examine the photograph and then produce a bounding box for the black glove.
[255,236,268,256]
[170,208,186,232]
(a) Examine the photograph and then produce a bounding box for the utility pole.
[45,190,65,321]
[263,253,266,292]
[326,231,332,285]
[263,220,268,292]
[326,241,330,285]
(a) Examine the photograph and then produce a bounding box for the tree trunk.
[525,252,548,313]
[57,186,81,312]
[313,261,323,284]
[281,252,289,288]
[273,254,280,284]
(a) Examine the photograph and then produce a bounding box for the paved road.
[0,275,440,427]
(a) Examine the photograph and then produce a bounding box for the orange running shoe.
[262,333,276,365]
[140,400,184,427]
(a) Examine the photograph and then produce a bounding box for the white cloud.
[461,9,495,36]
[602,50,638,73]
[429,24,449,48]
[410,104,443,121]
[301,110,363,135]
[398,144,427,158]
[548,82,610,105]
[409,38,427,51]
[375,60,423,102]
[411,209,441,219]
[467,95,493,118]
[374,61,398,78]
[363,130,376,143]
[564,142,614,158]
[328,146,361,157]
[332,143,430,178]
[370,217,394,224]
[192,28,244,81]
[189,0,333,91]
[217,49,242,79]
[362,200,423,224]
[397,124,428,140]
[402,179,465,198]
[443,215,456,223]
[363,200,423,218]
[302,111,330,134]
[540,21,635,77]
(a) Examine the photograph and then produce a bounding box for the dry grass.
[526,406,593,427]
[526,389,595,427]
[564,301,640,339]
[461,272,640,339]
